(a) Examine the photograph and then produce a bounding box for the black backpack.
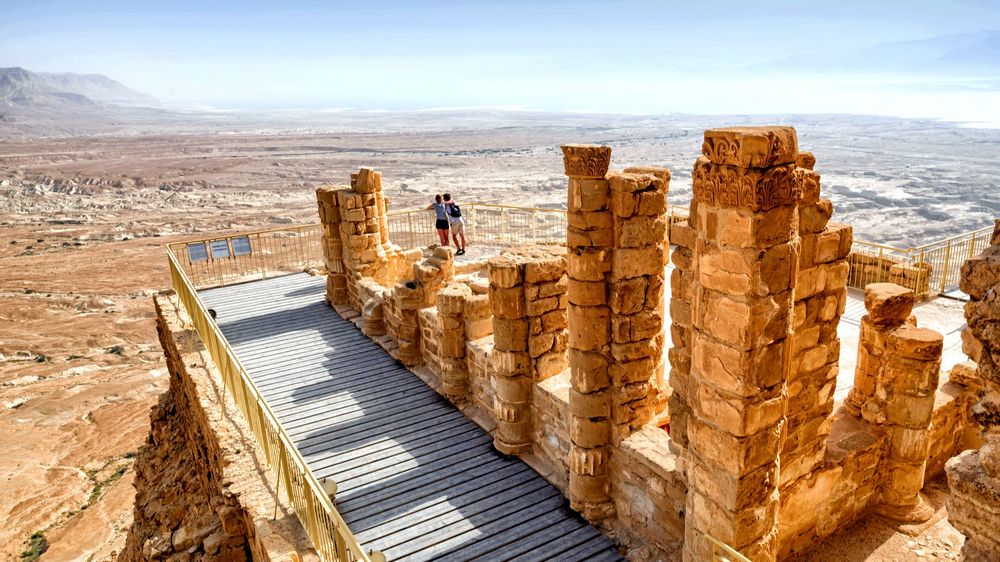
[448,203,462,218]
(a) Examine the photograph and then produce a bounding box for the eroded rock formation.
[946,220,1000,561]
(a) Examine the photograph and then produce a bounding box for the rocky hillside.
[0,67,155,107]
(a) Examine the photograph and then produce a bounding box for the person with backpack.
[443,193,467,255]
[426,194,450,247]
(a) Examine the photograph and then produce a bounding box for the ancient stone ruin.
[130,125,998,561]
[306,128,993,560]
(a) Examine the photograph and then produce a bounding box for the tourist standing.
[426,194,450,246]
[443,193,467,255]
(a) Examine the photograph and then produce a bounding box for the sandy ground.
[0,113,994,559]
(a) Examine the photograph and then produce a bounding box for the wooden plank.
[505,525,607,562]
[350,465,539,536]
[384,492,566,561]
[339,456,522,522]
[323,433,495,489]
[294,403,461,455]
[199,274,623,561]
[279,384,440,430]
[329,439,501,497]
[439,508,584,561]
[307,421,480,473]
[584,548,627,562]
[547,534,620,561]
[462,517,586,561]
[368,483,561,550]
[336,454,516,516]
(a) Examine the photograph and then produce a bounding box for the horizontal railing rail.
[167,204,993,299]
[847,225,994,298]
[167,250,372,562]
[166,224,324,289]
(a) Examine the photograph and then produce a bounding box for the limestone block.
[567,305,610,351]
[618,215,668,247]
[691,456,778,513]
[489,285,525,319]
[611,245,665,280]
[692,381,785,437]
[864,283,914,326]
[567,248,611,281]
[713,206,796,249]
[688,417,784,476]
[567,279,607,307]
[569,178,611,212]
[692,334,787,398]
[701,126,799,168]
[671,220,696,250]
[569,349,610,393]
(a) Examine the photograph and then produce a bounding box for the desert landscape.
[2,63,1000,561]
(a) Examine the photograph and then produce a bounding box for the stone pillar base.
[570,500,615,523]
[873,493,935,524]
[493,437,532,457]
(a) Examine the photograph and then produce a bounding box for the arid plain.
[1,112,998,560]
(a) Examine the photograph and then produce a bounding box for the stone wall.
[120,295,314,562]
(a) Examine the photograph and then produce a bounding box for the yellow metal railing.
[166,207,993,299]
[167,224,323,289]
[385,203,690,248]
[167,250,373,562]
[705,534,752,562]
[848,225,994,298]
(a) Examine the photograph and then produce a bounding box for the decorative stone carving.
[701,126,798,168]
[691,157,800,212]
[560,144,612,179]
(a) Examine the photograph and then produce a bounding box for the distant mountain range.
[0,66,156,108]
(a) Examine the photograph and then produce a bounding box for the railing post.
[877,248,884,285]
[500,208,507,243]
[469,204,478,243]
[941,239,953,293]
[530,209,537,242]
[407,211,415,249]
[919,248,927,299]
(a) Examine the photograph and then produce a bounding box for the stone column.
[780,153,852,489]
[848,283,942,522]
[341,168,388,310]
[947,228,1000,560]
[667,219,696,451]
[561,146,670,521]
[562,144,616,521]
[607,168,670,442]
[489,248,568,455]
[315,185,348,306]
[683,127,800,562]
[437,283,473,402]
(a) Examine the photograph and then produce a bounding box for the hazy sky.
[2,1,999,120]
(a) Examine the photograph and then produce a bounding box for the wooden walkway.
[200,273,622,562]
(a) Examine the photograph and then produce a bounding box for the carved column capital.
[561,144,611,179]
